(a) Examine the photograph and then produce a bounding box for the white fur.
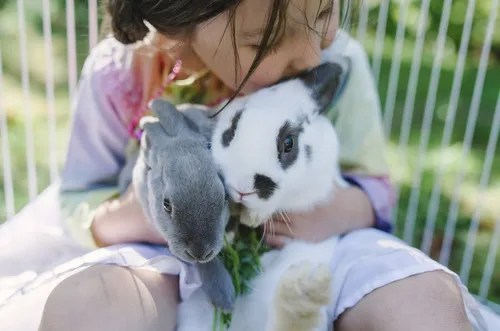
[227,237,338,331]
[212,80,347,226]
[178,76,347,331]
[178,238,338,331]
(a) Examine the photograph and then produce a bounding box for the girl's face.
[190,0,338,94]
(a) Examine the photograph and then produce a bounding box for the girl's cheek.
[243,60,286,92]
[248,71,280,90]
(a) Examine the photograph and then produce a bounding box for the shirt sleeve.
[343,174,395,232]
[59,38,134,248]
[323,32,396,231]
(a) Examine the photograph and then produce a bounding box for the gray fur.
[121,99,235,310]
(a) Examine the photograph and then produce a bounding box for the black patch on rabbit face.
[254,174,277,200]
[298,62,347,114]
[277,121,303,170]
[222,111,242,147]
[305,145,312,161]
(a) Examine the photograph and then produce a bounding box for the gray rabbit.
[118,99,235,311]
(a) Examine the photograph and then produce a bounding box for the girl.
[0,0,486,330]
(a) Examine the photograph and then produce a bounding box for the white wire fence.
[0,0,499,310]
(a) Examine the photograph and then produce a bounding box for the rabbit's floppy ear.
[149,98,184,136]
[139,117,164,150]
[298,57,351,114]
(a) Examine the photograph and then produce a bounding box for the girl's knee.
[416,271,471,324]
[336,270,472,331]
[410,270,467,311]
[39,265,179,331]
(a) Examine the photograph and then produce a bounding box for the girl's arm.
[343,174,394,232]
[265,184,377,247]
[90,186,165,247]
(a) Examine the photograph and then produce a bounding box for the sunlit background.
[0,0,499,307]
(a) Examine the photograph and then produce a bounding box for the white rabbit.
[177,58,351,331]
[212,60,349,228]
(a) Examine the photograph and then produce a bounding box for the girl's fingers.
[266,219,295,236]
[265,234,292,249]
[272,213,297,223]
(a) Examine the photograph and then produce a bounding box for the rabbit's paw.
[276,261,332,316]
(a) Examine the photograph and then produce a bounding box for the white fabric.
[0,185,201,330]
[327,229,490,330]
[1,185,499,330]
[479,304,500,330]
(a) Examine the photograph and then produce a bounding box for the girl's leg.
[335,270,472,331]
[38,265,179,331]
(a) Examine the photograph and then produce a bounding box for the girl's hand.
[264,186,375,248]
[91,186,167,247]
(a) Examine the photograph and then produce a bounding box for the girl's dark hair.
[106,0,243,44]
[105,0,336,107]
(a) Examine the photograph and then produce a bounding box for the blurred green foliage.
[372,0,500,58]
[1,0,499,304]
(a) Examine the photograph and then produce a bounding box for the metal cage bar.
[382,0,410,137]
[0,49,16,218]
[42,0,58,184]
[1,0,500,309]
[16,0,38,201]
[439,0,496,267]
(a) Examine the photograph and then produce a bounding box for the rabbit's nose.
[185,246,214,262]
[236,189,256,198]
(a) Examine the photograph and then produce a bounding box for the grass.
[1,4,500,304]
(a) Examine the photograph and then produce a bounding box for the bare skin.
[39,0,474,329]
[38,265,179,331]
[38,267,472,331]
[336,271,473,331]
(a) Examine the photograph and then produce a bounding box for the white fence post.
[0,49,16,219]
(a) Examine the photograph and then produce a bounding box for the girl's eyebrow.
[240,1,332,44]
[240,2,333,40]
[316,4,334,21]
[240,19,293,42]
[240,28,288,53]
[239,27,288,51]
[240,28,265,40]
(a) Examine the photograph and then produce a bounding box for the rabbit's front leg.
[198,257,236,311]
[271,261,332,331]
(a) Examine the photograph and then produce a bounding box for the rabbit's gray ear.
[298,57,351,114]
[139,116,156,130]
[149,99,184,136]
[139,117,156,148]
[140,120,165,150]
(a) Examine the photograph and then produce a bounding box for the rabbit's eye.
[283,135,294,153]
[163,199,172,214]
